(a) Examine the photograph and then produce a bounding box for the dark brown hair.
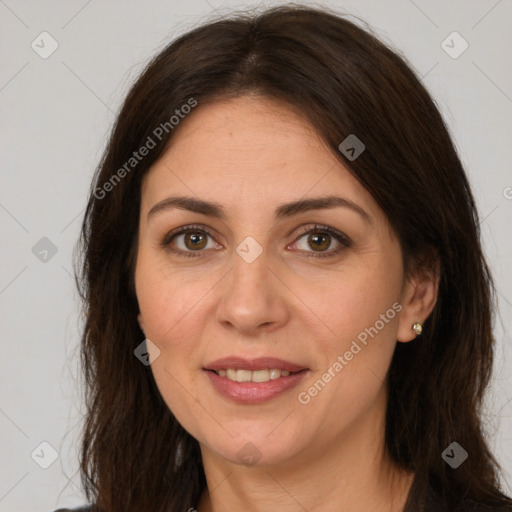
[74,4,512,511]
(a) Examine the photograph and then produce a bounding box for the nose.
[216,245,290,337]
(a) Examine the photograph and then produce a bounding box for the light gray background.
[1,0,511,510]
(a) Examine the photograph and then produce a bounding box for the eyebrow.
[147,195,373,225]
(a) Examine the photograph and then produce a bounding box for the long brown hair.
[74,4,512,511]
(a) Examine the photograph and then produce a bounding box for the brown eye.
[160,223,350,259]
[307,232,331,252]
[291,224,351,258]
[160,225,218,258]
[182,231,208,250]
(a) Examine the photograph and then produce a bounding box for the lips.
[204,367,309,404]
[204,356,308,373]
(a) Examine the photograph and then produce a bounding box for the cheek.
[295,271,401,435]
[135,254,210,423]
[135,247,208,342]
[136,256,209,436]
[298,255,402,416]
[310,260,402,353]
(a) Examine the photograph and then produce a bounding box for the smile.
[213,368,294,382]
[204,368,309,404]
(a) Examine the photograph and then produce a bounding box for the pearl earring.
[412,322,423,336]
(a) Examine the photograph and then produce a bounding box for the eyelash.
[159,223,351,259]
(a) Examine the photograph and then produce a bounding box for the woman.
[59,4,512,512]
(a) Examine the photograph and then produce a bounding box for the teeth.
[252,369,270,382]
[236,369,252,382]
[270,369,281,380]
[216,368,292,382]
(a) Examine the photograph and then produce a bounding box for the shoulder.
[53,506,95,512]
[453,499,512,511]
[426,486,512,512]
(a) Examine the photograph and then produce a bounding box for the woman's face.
[135,95,422,467]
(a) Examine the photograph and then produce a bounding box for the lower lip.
[204,369,309,404]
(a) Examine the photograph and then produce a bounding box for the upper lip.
[204,357,308,373]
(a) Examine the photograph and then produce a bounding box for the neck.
[196,387,413,512]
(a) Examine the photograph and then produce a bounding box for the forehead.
[164,95,326,160]
[140,95,381,225]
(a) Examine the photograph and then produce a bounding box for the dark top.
[54,484,512,512]
[54,508,94,512]
[53,500,511,512]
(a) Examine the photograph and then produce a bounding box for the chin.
[198,424,306,468]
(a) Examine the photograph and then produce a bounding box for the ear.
[137,313,145,335]
[397,257,440,343]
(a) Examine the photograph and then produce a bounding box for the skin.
[135,94,439,512]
